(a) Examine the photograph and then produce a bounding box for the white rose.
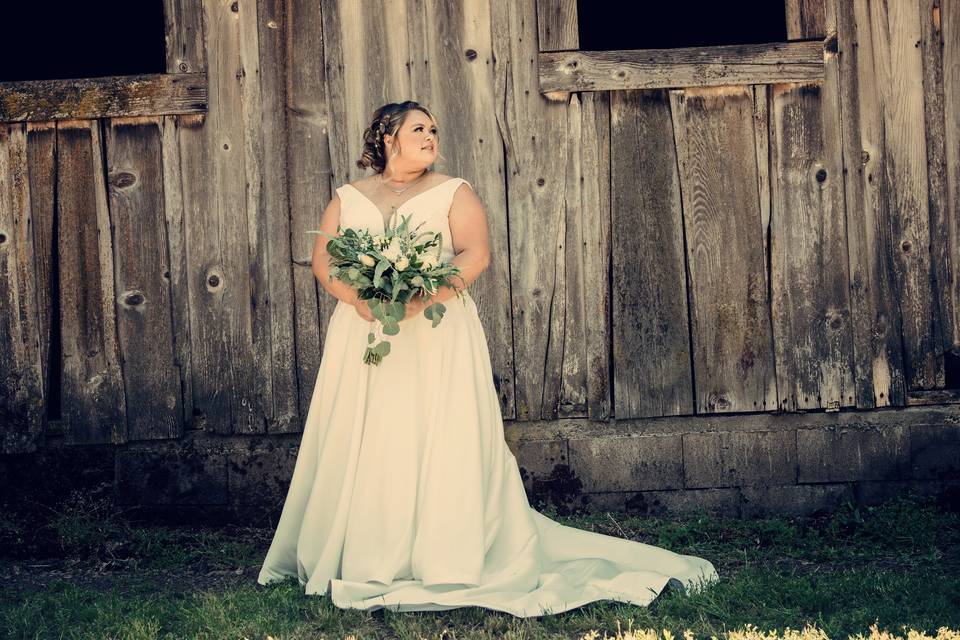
[395,255,409,271]
[358,253,376,267]
[381,237,402,262]
[420,252,439,269]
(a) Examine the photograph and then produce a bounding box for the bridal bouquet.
[308,213,466,366]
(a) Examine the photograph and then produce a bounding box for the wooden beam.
[538,40,824,92]
[0,72,207,123]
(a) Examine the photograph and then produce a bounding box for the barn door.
[534,0,959,419]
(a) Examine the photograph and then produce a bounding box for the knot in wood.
[124,291,145,306]
[110,171,137,189]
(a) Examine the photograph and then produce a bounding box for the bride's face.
[384,110,438,171]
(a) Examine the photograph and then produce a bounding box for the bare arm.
[427,183,492,305]
[311,192,361,305]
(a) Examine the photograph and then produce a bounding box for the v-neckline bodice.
[345,177,460,232]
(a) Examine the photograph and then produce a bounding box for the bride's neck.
[382,167,429,184]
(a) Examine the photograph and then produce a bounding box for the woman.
[257,100,719,617]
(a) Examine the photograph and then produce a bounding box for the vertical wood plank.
[945,0,960,355]
[832,0,909,407]
[556,92,588,416]
[25,123,56,412]
[920,0,960,361]
[610,89,693,419]
[104,117,184,441]
[162,0,204,430]
[536,0,578,52]
[579,90,612,420]
[322,0,413,190]
[164,0,208,74]
[669,86,778,414]
[56,120,127,444]
[231,0,274,435]
[863,1,940,391]
[769,81,856,411]
[286,0,330,426]
[0,123,45,452]
[172,2,237,435]
[753,85,772,273]
[493,0,580,419]
[785,0,826,40]
[160,111,196,430]
[406,0,516,415]
[919,0,951,371]
[536,0,613,421]
[245,0,299,433]
[542,0,591,419]
[172,0,273,435]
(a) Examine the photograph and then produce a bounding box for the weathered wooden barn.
[1,0,958,521]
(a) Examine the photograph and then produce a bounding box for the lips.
[423,145,434,150]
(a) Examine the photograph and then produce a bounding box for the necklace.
[380,170,429,194]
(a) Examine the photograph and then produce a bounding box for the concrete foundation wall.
[4,404,960,525]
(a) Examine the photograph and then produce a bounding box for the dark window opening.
[576,1,788,52]
[945,351,960,389]
[0,2,166,82]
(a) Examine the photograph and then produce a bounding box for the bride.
[257,100,719,617]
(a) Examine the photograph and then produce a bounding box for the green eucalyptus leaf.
[386,301,405,322]
[374,258,391,287]
[382,319,400,336]
[424,302,446,328]
[391,280,408,302]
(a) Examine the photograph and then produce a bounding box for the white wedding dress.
[257,176,719,617]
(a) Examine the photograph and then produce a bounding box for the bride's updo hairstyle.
[356,101,440,173]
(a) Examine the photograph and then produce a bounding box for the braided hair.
[356,101,439,173]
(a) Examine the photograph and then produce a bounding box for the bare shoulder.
[418,172,455,188]
[451,176,478,198]
[347,176,375,193]
[449,177,483,218]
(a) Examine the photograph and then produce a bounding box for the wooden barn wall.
[1,0,959,454]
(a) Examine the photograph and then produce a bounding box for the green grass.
[2,490,959,639]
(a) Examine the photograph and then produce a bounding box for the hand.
[402,293,431,321]
[352,297,375,322]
